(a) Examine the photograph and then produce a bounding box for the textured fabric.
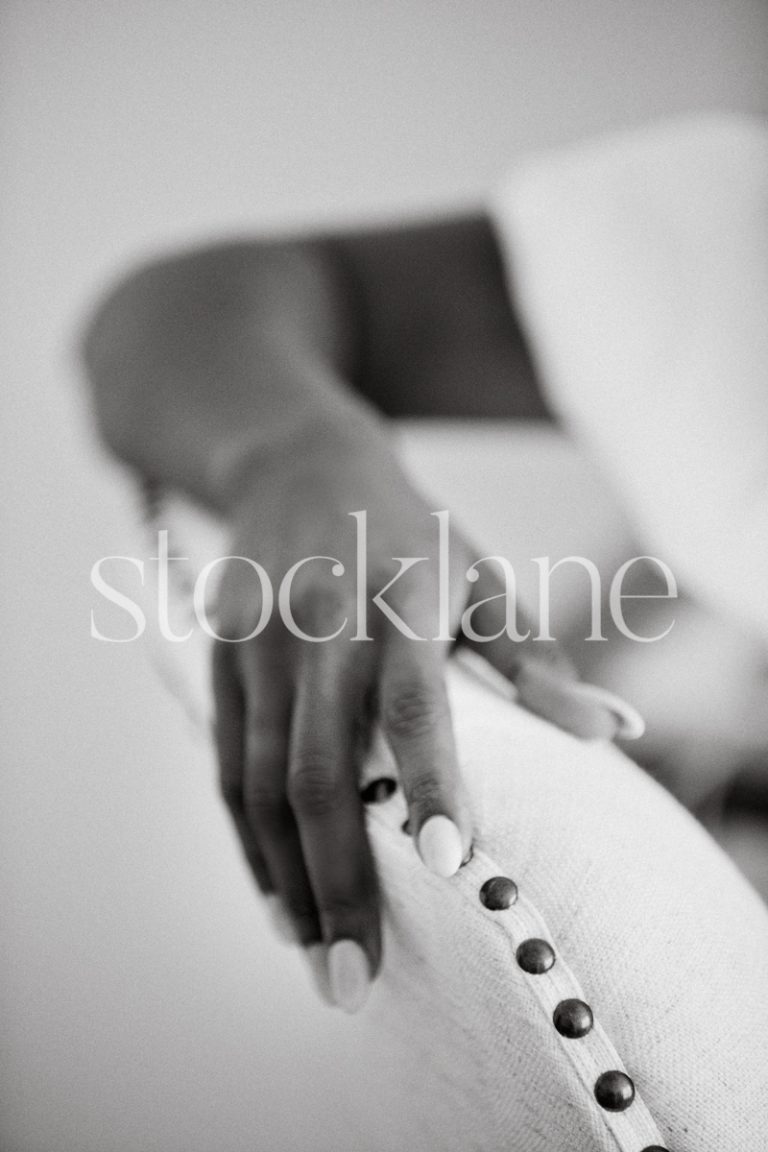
[360,660,768,1151]
[141,116,768,1147]
[145,495,768,1152]
[491,113,768,643]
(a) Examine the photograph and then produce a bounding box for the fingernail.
[566,683,646,740]
[265,895,298,945]
[304,943,333,1006]
[418,815,464,878]
[328,939,371,1014]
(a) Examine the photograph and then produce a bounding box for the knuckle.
[291,582,348,634]
[383,680,442,742]
[406,774,444,814]
[245,715,285,764]
[288,753,346,817]
[242,781,287,827]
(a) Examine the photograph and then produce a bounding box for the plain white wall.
[2,3,766,1150]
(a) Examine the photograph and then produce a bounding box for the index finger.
[380,633,473,879]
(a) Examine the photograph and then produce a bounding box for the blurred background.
[2,3,767,1150]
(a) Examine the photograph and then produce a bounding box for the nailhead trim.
[147,494,671,1151]
[516,937,556,974]
[594,1069,635,1112]
[553,998,594,1039]
[370,805,667,1152]
[479,876,518,910]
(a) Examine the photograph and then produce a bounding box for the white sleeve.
[491,114,768,642]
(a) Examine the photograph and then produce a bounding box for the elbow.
[79,243,261,464]
[79,250,206,467]
[79,259,163,466]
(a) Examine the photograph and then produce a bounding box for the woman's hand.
[211,422,618,1012]
[82,232,629,1011]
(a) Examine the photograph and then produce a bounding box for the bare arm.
[82,234,376,512]
[81,213,609,1014]
[82,213,548,510]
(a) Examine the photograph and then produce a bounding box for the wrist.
[209,403,392,516]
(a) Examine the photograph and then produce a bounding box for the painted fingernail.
[566,683,646,740]
[328,939,371,1014]
[418,815,464,878]
[305,943,333,1006]
[265,895,298,945]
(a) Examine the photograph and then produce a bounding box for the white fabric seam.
[370,802,665,1152]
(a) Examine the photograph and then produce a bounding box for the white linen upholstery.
[358,659,768,1151]
[145,489,768,1152]
[141,115,768,1150]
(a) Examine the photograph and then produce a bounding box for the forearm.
[81,213,550,512]
[81,238,382,512]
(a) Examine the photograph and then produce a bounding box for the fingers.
[558,681,646,740]
[218,631,383,1013]
[458,562,627,740]
[513,662,621,740]
[238,642,322,948]
[212,642,273,893]
[289,642,380,1012]
[380,634,472,879]
[214,644,316,945]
